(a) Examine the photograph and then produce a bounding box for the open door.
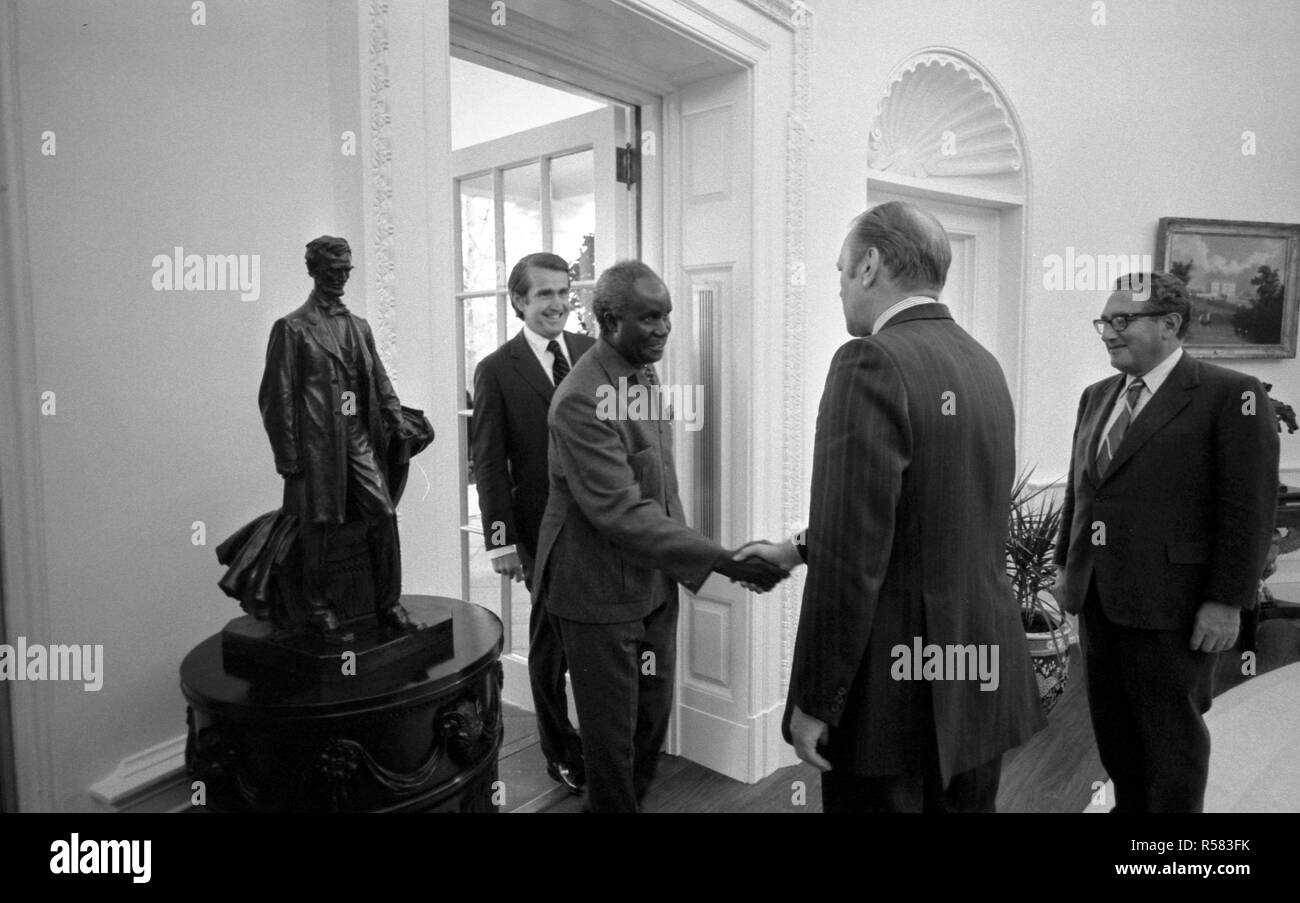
[662,69,755,775]
[452,101,638,709]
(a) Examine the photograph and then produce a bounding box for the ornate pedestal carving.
[182,596,503,812]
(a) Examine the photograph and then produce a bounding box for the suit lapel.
[1082,376,1125,485]
[1098,353,1198,484]
[509,329,555,404]
[303,301,349,369]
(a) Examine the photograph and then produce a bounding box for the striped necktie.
[1096,378,1145,474]
[547,339,570,384]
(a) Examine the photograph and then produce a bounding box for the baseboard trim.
[88,734,187,812]
[676,704,751,782]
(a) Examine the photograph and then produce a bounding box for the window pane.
[466,536,504,623]
[503,162,543,267]
[508,580,529,657]
[460,174,497,292]
[551,151,596,335]
[463,294,500,402]
[551,149,595,275]
[570,286,597,337]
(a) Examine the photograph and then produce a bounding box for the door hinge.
[616,143,639,189]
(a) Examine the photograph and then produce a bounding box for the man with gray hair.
[532,259,786,811]
[740,201,1043,811]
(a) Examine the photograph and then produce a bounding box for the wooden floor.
[500,618,1300,813]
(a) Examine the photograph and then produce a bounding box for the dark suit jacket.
[785,303,1043,782]
[470,329,595,559]
[533,338,723,624]
[1053,351,1278,629]
[259,296,402,525]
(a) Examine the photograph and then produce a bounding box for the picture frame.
[1156,217,1300,359]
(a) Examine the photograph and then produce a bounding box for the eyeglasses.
[1092,312,1166,335]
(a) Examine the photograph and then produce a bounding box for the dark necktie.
[1096,378,1145,474]
[547,339,570,385]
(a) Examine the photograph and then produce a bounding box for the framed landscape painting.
[1156,217,1300,359]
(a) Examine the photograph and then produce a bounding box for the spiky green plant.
[1006,470,1068,657]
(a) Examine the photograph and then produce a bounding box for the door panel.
[667,70,753,773]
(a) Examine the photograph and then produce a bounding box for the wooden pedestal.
[181,596,503,812]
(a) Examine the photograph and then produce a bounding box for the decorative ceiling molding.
[868,51,1024,181]
[737,0,802,31]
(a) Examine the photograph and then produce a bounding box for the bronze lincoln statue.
[257,235,418,636]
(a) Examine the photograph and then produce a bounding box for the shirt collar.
[311,291,350,317]
[523,324,567,361]
[872,295,940,335]
[595,336,645,382]
[1128,345,1183,396]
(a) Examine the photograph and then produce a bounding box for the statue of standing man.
[259,236,417,637]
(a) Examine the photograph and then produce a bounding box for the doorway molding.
[0,0,58,812]
[438,0,811,782]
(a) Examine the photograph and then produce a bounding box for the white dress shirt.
[872,295,942,335]
[1099,345,1184,439]
[522,324,571,385]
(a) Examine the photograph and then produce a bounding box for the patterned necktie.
[1096,378,1145,474]
[547,339,570,385]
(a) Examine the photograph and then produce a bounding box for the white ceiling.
[450,57,608,150]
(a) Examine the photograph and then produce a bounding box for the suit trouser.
[820,686,1002,813]
[301,417,401,612]
[520,546,581,766]
[1081,580,1216,813]
[556,595,678,813]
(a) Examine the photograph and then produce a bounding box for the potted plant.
[1006,469,1073,714]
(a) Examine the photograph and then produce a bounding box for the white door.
[453,106,636,710]
[663,69,755,776]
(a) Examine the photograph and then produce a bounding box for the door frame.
[441,0,810,782]
[0,0,57,812]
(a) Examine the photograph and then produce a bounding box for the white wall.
[12,0,364,810]
[806,0,1300,484]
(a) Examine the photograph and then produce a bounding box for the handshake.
[713,538,804,593]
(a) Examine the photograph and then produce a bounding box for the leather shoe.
[546,760,585,795]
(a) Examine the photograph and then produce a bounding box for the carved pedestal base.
[182,596,503,812]
[221,602,454,687]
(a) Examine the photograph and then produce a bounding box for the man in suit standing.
[260,235,417,636]
[1053,272,1278,812]
[532,260,786,812]
[740,201,1043,812]
[471,252,595,793]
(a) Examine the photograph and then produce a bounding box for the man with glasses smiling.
[1053,271,1278,812]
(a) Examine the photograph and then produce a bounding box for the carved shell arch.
[868,50,1025,183]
